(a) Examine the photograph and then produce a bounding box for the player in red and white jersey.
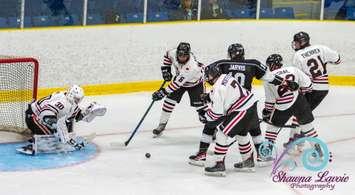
[201,64,260,176]
[20,85,106,154]
[152,42,206,137]
[292,31,341,110]
[263,54,323,161]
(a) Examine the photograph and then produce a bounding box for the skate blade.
[188,160,205,167]
[152,132,163,138]
[204,171,226,177]
[234,167,256,173]
[257,161,273,167]
[16,148,35,155]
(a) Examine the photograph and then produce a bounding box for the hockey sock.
[159,98,177,124]
[236,135,253,161]
[214,130,229,162]
[300,123,318,138]
[252,135,263,154]
[265,124,279,144]
[199,124,215,153]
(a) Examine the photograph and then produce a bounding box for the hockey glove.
[161,66,173,81]
[262,108,272,121]
[152,88,167,101]
[200,93,211,104]
[281,80,299,91]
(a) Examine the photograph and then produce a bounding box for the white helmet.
[66,85,84,105]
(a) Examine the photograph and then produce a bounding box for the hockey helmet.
[266,54,283,71]
[204,64,221,85]
[176,42,191,64]
[66,85,84,105]
[292,31,310,51]
[228,43,245,61]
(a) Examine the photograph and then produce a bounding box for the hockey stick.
[111,81,167,148]
[259,119,298,129]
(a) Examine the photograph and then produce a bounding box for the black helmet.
[266,54,283,71]
[176,42,191,56]
[204,64,221,85]
[292,31,310,51]
[228,43,245,61]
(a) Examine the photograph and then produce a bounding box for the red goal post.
[0,56,39,135]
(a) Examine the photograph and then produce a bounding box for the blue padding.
[274,7,295,19]
[0,142,97,172]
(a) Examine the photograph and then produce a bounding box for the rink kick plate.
[0,142,98,171]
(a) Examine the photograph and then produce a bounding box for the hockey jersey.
[162,49,204,93]
[264,66,312,111]
[293,44,340,91]
[210,59,277,91]
[206,74,258,122]
[30,92,80,142]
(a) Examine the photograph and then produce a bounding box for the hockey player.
[201,64,260,176]
[292,31,341,111]
[262,54,323,160]
[18,85,106,155]
[189,43,298,166]
[151,42,206,137]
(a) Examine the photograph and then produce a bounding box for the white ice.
[0,86,354,195]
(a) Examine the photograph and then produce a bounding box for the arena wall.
[0,20,354,95]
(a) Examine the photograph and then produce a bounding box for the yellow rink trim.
[1,76,355,102]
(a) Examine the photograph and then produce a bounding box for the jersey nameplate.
[301,48,320,58]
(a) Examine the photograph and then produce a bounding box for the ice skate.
[234,154,256,172]
[152,123,167,138]
[188,151,206,167]
[205,161,226,177]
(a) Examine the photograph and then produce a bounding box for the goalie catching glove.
[79,102,107,123]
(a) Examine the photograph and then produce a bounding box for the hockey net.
[0,56,39,138]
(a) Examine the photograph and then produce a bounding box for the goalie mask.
[204,64,221,85]
[266,54,283,71]
[292,31,310,51]
[66,85,84,105]
[176,42,191,64]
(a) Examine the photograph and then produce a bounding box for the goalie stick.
[111,80,167,148]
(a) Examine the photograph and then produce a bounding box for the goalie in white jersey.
[263,54,323,160]
[292,31,341,111]
[152,42,206,137]
[18,85,106,155]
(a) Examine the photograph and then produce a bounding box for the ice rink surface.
[1,86,354,195]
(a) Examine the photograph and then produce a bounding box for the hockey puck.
[145,153,151,158]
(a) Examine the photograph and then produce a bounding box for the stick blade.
[110,141,127,149]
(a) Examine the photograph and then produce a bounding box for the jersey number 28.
[277,74,295,97]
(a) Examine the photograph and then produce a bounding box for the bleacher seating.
[260,8,274,18]
[274,7,295,19]
[126,13,143,23]
[346,7,355,20]
[148,12,169,22]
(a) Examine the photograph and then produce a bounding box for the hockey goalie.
[17,85,106,155]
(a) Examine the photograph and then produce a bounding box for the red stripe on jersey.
[227,94,253,114]
[223,110,246,135]
[32,115,51,134]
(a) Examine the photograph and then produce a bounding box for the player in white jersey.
[292,31,341,110]
[201,64,260,176]
[263,54,323,161]
[152,42,207,137]
[19,85,106,155]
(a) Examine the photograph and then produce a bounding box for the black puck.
[145,153,151,158]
